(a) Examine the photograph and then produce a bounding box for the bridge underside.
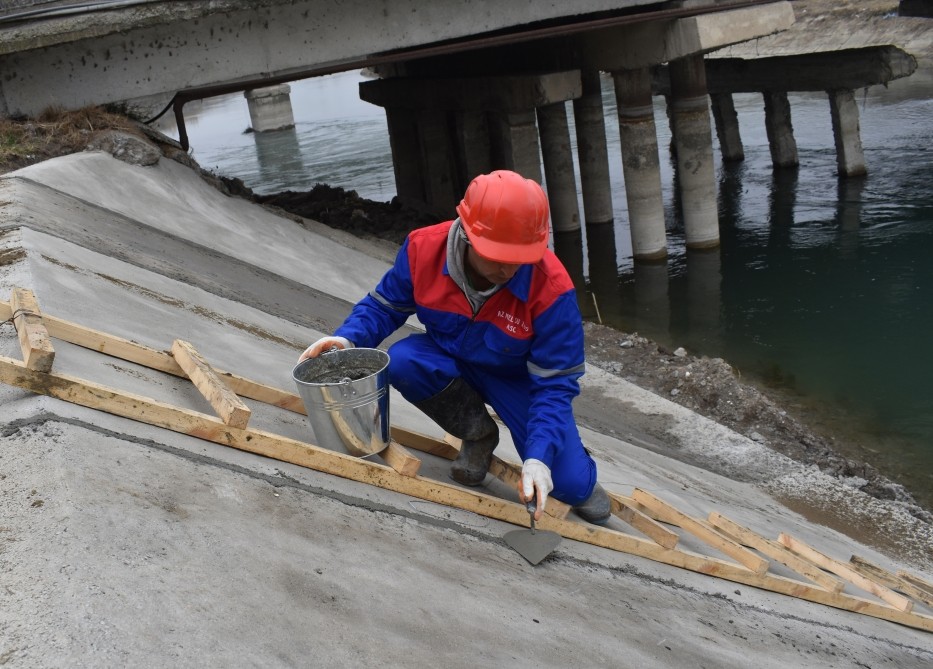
[0,0,791,119]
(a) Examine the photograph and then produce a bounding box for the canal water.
[153,69,933,507]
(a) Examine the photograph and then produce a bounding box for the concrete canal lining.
[1,149,931,666]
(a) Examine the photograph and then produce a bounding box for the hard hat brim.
[468,233,547,265]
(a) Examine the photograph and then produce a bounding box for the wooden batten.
[0,352,931,632]
[850,556,933,608]
[780,534,913,612]
[378,441,422,477]
[9,288,55,372]
[171,339,251,429]
[609,493,679,549]
[631,489,770,575]
[898,571,933,598]
[710,512,844,593]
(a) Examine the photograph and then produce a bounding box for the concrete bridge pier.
[360,71,580,214]
[828,89,867,177]
[416,109,459,213]
[537,102,585,292]
[384,107,427,206]
[763,90,799,169]
[612,67,668,261]
[573,70,618,303]
[454,110,493,186]
[244,85,295,133]
[710,92,744,162]
[488,110,544,183]
[669,55,719,250]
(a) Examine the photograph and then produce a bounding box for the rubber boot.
[574,483,611,525]
[414,378,499,486]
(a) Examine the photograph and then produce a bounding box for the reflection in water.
[632,260,670,337]
[684,247,722,351]
[835,177,866,260]
[767,168,798,250]
[585,221,620,325]
[253,127,306,187]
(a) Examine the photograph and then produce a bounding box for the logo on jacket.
[497,310,530,335]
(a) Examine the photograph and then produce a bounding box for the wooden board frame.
[1,294,932,633]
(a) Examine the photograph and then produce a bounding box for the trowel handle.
[524,492,537,516]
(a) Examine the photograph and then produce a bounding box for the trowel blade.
[504,527,562,566]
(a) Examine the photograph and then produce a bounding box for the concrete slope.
[1,154,931,668]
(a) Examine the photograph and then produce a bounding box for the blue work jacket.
[335,220,586,465]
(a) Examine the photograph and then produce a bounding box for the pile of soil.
[256,185,440,245]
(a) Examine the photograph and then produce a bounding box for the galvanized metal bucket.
[291,347,390,457]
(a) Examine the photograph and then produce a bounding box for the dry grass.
[0,106,136,174]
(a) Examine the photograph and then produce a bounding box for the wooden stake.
[171,339,251,428]
[779,533,913,612]
[9,288,55,372]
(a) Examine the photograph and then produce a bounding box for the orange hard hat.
[456,170,550,264]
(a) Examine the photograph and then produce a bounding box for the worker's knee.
[387,335,459,403]
[549,446,598,506]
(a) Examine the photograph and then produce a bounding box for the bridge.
[0,0,920,290]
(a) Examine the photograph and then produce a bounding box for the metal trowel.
[504,497,562,565]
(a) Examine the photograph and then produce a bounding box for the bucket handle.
[322,347,357,398]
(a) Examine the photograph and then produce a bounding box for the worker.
[298,170,610,524]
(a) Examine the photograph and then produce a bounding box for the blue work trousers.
[388,333,597,505]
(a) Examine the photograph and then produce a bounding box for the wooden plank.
[378,441,422,477]
[710,512,844,593]
[609,493,679,549]
[850,556,933,608]
[443,433,572,519]
[391,426,459,458]
[20,308,185,374]
[779,534,913,613]
[897,572,933,602]
[1,353,932,633]
[487,457,571,520]
[0,304,307,413]
[10,288,55,372]
[171,339,251,429]
[219,371,306,413]
[632,488,770,575]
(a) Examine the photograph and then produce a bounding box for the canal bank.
[2,144,933,667]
